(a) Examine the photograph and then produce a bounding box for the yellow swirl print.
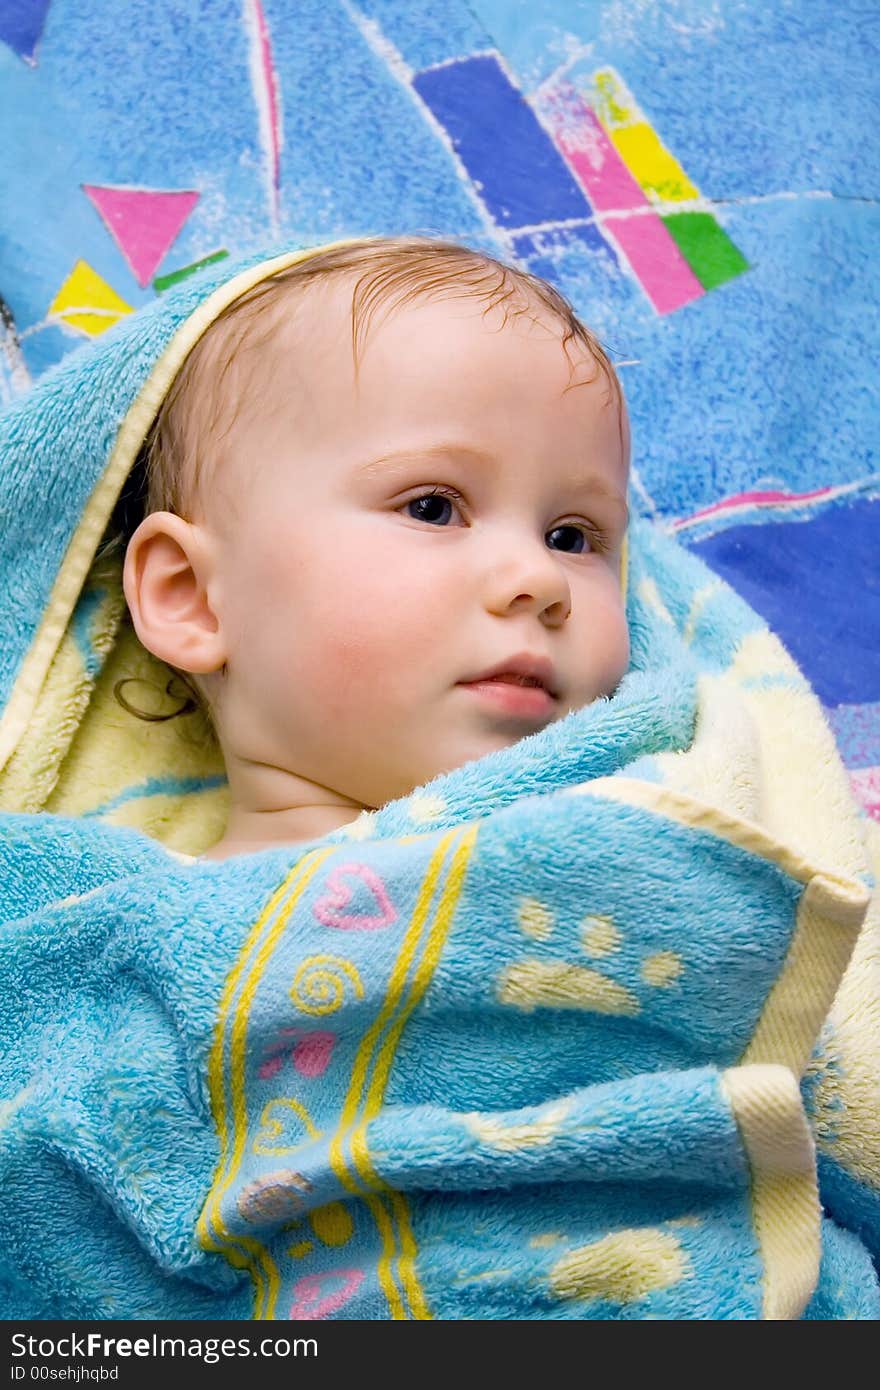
[291,955,364,1016]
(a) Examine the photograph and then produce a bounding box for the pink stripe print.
[254,0,281,194]
[537,81,703,315]
[673,485,837,530]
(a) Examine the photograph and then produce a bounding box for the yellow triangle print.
[49,260,133,337]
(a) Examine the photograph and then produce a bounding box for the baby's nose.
[482,535,572,623]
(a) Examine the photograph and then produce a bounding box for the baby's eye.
[546,524,595,554]
[403,487,464,526]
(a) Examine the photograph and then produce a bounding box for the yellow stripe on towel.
[721,1064,820,1319]
[328,822,479,1319]
[197,846,336,1320]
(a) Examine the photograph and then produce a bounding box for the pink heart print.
[312,862,398,931]
[258,1030,336,1080]
[292,1032,336,1077]
[289,1268,365,1319]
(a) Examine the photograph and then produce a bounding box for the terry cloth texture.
[0,241,879,1321]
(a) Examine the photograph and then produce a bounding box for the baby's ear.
[122,512,227,676]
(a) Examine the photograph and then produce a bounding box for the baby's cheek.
[297,601,407,720]
[266,527,448,718]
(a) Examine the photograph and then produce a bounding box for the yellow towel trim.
[721,1064,820,1319]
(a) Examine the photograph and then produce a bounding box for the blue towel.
[1,241,878,1319]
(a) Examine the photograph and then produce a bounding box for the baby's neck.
[197,735,371,861]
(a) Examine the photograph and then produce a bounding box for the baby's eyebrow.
[356,442,496,476]
[357,442,629,519]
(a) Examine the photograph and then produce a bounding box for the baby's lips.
[459,651,559,697]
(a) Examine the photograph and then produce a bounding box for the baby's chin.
[369,721,561,807]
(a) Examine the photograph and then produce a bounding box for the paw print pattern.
[501,898,685,1015]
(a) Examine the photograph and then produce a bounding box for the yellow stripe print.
[197,847,336,1319]
[199,823,479,1321]
[329,823,480,1319]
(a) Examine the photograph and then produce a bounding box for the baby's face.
[205,280,630,809]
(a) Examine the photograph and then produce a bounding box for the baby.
[5,234,877,1321]
[121,234,631,860]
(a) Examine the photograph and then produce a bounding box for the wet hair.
[108,232,626,725]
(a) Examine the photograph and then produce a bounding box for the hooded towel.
[1,239,879,1321]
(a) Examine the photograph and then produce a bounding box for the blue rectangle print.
[413,53,591,229]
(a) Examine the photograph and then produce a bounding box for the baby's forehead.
[188,272,625,488]
[268,272,579,362]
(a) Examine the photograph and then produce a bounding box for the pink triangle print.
[83,185,200,288]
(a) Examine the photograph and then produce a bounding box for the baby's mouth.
[458,653,559,699]
[486,673,543,687]
[457,672,558,720]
